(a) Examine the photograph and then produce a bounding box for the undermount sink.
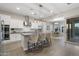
[21,30,36,36]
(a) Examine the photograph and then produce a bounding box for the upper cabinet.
[0,15,10,25]
[10,19,24,28]
[0,14,24,28]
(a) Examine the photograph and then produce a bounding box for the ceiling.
[0,3,79,19]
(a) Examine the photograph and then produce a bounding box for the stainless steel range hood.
[23,16,31,27]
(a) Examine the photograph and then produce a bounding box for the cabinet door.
[10,19,17,28]
[1,15,10,25]
[10,19,23,28]
[17,20,23,28]
[10,34,22,41]
[5,16,10,25]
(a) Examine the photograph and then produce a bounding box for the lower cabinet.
[10,33,22,41]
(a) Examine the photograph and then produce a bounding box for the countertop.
[10,30,36,36]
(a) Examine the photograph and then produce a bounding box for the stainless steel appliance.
[2,25,10,40]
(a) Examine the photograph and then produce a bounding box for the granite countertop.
[10,30,36,36]
[10,30,35,34]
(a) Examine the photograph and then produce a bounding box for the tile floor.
[1,38,79,56]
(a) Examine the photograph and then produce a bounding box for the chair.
[42,39,49,47]
[28,42,34,52]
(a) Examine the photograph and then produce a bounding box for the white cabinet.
[0,15,10,25]
[0,14,23,28]
[10,19,23,28]
[10,34,22,41]
[4,16,10,25]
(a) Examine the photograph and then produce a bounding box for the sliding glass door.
[72,21,79,42]
[67,17,79,43]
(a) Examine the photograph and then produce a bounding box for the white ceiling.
[0,3,79,19]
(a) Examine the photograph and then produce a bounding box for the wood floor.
[1,38,79,56]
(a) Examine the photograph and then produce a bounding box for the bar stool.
[28,42,34,52]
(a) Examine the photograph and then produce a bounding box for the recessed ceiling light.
[32,12,35,15]
[16,7,20,10]
[50,10,53,13]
